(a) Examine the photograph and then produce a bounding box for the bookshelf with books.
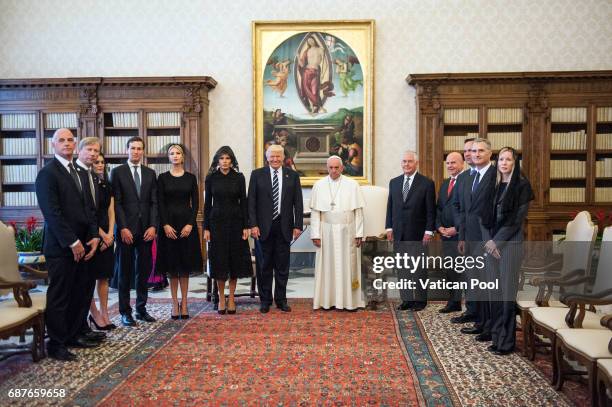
[0,113,39,208]
[408,70,612,240]
[0,76,216,227]
[595,106,612,203]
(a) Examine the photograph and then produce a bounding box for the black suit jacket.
[436,177,460,241]
[458,165,496,242]
[385,172,436,241]
[248,166,303,242]
[110,163,158,236]
[35,158,98,258]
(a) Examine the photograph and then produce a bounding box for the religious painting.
[253,20,374,186]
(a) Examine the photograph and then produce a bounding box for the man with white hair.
[310,155,366,310]
[386,150,436,311]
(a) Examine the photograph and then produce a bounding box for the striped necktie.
[402,176,411,202]
[272,170,279,220]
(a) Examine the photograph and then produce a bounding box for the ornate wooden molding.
[527,82,548,113]
[0,76,217,90]
[183,85,203,114]
[79,86,98,115]
[416,82,441,114]
[407,70,612,85]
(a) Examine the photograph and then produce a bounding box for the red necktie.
[447,177,456,198]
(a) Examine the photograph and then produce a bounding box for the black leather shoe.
[487,344,498,352]
[276,303,292,312]
[48,347,77,361]
[260,305,270,313]
[82,330,106,341]
[492,348,514,356]
[397,301,413,311]
[135,312,156,322]
[121,314,136,327]
[439,305,462,314]
[460,326,483,335]
[66,337,100,348]
[451,313,477,324]
[411,302,427,311]
[475,333,492,342]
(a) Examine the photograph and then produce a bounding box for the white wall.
[1,0,611,184]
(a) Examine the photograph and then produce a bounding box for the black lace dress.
[156,171,203,277]
[90,178,115,279]
[204,170,252,280]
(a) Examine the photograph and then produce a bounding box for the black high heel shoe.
[171,302,180,320]
[227,299,236,315]
[180,301,189,319]
[89,315,112,331]
[218,298,227,315]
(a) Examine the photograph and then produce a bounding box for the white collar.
[476,162,492,175]
[55,154,72,168]
[128,160,141,167]
[76,159,90,170]
[269,166,282,175]
[404,171,417,181]
[328,175,342,183]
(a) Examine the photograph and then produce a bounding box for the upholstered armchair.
[0,221,45,361]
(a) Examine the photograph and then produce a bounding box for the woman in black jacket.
[480,147,534,355]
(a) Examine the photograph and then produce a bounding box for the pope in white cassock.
[310,156,366,310]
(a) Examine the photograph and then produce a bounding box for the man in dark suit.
[450,138,478,324]
[111,136,158,326]
[436,151,464,313]
[457,138,496,341]
[386,150,436,311]
[249,145,303,313]
[73,137,108,345]
[35,128,99,361]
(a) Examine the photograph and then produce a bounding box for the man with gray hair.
[385,150,436,311]
[35,128,99,360]
[72,137,107,345]
[310,155,366,310]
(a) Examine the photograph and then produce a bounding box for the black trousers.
[255,219,290,306]
[76,259,97,333]
[45,256,85,349]
[116,235,152,315]
[442,236,462,307]
[395,238,428,305]
[464,241,485,319]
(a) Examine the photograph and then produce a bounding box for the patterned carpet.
[0,299,590,406]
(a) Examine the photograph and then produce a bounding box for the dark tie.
[88,170,96,206]
[472,172,480,193]
[447,177,456,198]
[133,166,141,198]
[68,163,82,193]
[402,177,411,202]
[272,170,279,220]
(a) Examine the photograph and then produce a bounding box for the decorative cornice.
[0,76,217,90]
[406,70,612,85]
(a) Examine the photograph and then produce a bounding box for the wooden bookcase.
[407,71,612,240]
[0,77,216,229]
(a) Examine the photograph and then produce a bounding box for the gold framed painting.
[253,20,375,186]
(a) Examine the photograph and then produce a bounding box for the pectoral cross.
[331,201,336,208]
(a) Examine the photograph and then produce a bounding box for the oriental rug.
[0,299,589,406]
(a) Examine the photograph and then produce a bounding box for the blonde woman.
[157,144,202,319]
[89,152,116,330]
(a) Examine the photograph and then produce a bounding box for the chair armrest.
[19,264,48,279]
[530,268,584,286]
[520,256,562,272]
[0,278,35,308]
[601,314,612,330]
[563,288,612,306]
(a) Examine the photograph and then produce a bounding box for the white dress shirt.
[269,166,283,215]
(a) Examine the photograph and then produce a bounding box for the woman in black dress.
[157,144,202,319]
[89,152,117,330]
[480,147,534,355]
[204,146,252,314]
